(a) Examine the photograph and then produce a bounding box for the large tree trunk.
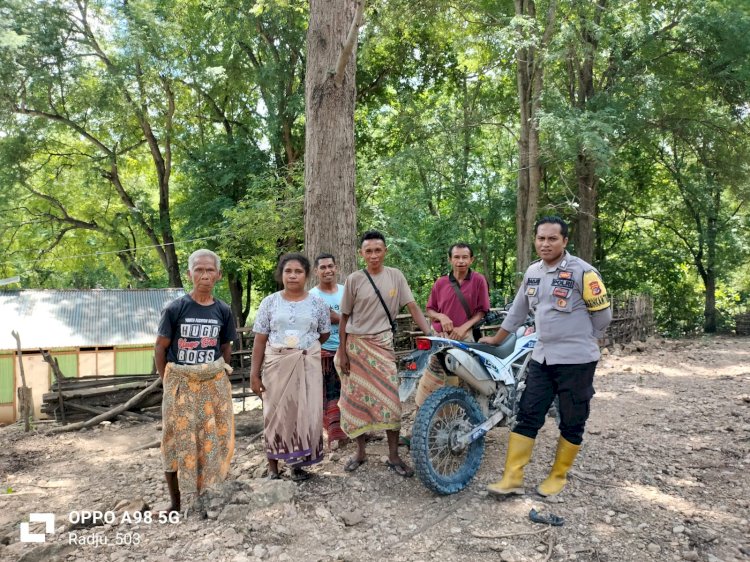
[570,1,605,265]
[703,184,719,333]
[703,273,717,333]
[304,0,362,278]
[514,0,556,276]
[574,154,597,264]
[227,270,252,328]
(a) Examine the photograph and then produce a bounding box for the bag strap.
[449,273,472,319]
[362,269,395,329]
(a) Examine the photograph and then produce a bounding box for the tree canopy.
[1,0,748,334]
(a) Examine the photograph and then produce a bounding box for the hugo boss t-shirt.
[157,294,237,365]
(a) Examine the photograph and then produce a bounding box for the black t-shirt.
[157,294,238,365]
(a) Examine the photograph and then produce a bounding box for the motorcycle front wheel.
[411,385,486,495]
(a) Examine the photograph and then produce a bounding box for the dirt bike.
[399,314,538,495]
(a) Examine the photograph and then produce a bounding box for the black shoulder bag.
[449,274,483,341]
[362,269,397,333]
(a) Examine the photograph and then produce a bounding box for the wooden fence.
[606,294,654,344]
[393,293,655,352]
[735,312,750,336]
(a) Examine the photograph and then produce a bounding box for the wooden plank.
[43,380,153,402]
[65,400,154,422]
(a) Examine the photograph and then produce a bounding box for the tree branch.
[334,0,366,86]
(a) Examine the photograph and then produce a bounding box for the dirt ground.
[1,335,749,562]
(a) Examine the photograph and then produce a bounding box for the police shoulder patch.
[582,270,610,312]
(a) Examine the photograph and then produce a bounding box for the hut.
[0,289,184,424]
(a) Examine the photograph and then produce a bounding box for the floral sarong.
[338,331,400,438]
[161,359,235,496]
[262,342,324,466]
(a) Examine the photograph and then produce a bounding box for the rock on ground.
[0,335,749,562]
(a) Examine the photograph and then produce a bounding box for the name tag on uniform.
[557,271,572,279]
[553,287,569,298]
[551,278,574,289]
[527,278,540,285]
[526,287,537,296]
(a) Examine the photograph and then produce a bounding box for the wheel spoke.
[425,400,473,477]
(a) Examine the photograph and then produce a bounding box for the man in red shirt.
[415,243,491,406]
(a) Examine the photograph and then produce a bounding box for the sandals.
[529,508,564,526]
[386,460,414,478]
[266,471,281,480]
[344,456,367,472]
[290,467,311,482]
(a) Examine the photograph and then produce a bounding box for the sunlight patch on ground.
[630,387,671,398]
[233,396,262,414]
[592,390,618,401]
[622,483,743,525]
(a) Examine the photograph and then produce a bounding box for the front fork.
[454,403,513,450]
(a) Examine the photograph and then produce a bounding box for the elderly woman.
[250,253,331,481]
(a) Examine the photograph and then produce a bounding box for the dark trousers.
[513,359,597,445]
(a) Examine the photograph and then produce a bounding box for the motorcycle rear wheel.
[411,386,486,495]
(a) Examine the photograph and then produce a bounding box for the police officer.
[480,216,612,497]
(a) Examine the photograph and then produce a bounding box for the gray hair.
[188,249,221,273]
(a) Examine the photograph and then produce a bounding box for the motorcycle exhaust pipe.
[444,352,496,396]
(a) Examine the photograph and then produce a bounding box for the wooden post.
[11,330,33,432]
[41,350,66,425]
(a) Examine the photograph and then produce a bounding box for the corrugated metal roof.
[0,289,186,351]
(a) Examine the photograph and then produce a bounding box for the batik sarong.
[338,331,400,438]
[415,333,473,406]
[262,342,324,466]
[161,359,235,496]
[321,350,348,442]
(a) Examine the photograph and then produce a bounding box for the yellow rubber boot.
[536,436,581,497]
[487,433,535,496]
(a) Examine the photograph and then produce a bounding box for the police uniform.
[500,250,612,445]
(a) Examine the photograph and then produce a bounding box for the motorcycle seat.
[463,333,517,359]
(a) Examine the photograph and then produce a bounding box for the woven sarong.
[262,342,324,466]
[338,331,400,438]
[321,350,347,442]
[161,359,235,496]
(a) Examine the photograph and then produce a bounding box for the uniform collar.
[539,251,570,272]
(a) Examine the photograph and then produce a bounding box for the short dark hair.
[314,253,336,267]
[360,230,386,246]
[275,253,311,283]
[448,242,473,258]
[534,216,569,238]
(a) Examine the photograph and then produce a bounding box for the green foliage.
[0,0,748,334]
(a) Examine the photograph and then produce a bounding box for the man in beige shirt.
[337,230,433,477]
